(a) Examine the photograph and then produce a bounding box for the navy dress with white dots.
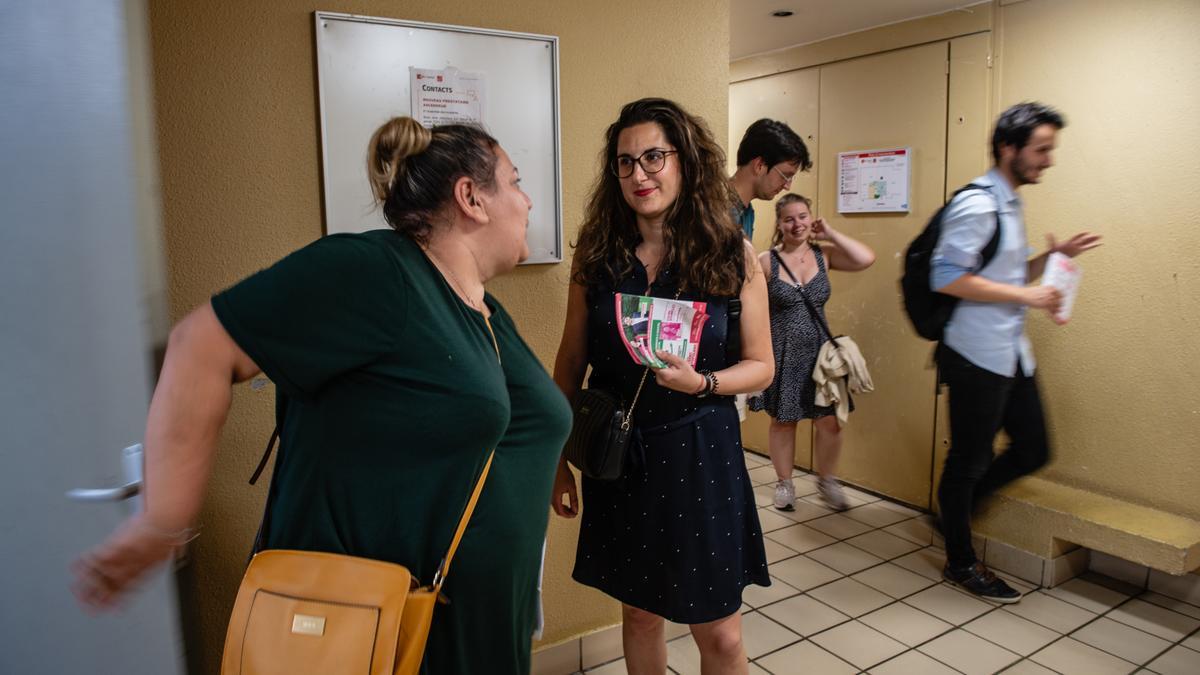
[571,262,770,624]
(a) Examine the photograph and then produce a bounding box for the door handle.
[66,443,144,503]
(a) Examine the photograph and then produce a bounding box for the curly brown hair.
[572,98,745,296]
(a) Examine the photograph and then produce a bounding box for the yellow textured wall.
[995,0,1200,519]
[147,1,729,670]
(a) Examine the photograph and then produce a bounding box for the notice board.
[315,12,562,263]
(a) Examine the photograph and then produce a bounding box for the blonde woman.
[749,194,875,511]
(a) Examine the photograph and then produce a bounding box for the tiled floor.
[579,451,1200,674]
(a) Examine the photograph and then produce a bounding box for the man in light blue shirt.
[931,102,1102,602]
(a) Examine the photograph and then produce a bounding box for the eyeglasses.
[612,148,678,178]
[771,165,796,185]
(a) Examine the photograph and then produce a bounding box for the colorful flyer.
[615,293,708,368]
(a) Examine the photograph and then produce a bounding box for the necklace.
[425,249,485,314]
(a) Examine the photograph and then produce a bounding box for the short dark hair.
[736,118,812,172]
[991,102,1066,164]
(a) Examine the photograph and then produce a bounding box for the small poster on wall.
[409,66,486,127]
[837,148,911,213]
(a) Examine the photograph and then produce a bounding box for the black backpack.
[900,183,1000,341]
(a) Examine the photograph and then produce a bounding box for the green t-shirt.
[212,229,571,674]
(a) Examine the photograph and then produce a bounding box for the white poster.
[837,148,911,213]
[409,66,486,127]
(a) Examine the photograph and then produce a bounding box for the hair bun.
[367,116,433,202]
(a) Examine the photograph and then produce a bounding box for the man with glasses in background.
[728,118,812,241]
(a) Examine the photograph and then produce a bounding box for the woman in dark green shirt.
[74,117,572,674]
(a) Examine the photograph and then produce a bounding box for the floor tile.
[762,536,800,565]
[1146,644,1200,675]
[766,523,837,553]
[860,602,953,647]
[755,508,797,533]
[811,620,908,670]
[893,547,947,580]
[1183,629,1200,651]
[808,577,893,617]
[805,513,875,539]
[1004,590,1098,633]
[755,639,858,675]
[768,554,843,591]
[999,660,1058,674]
[919,628,1021,674]
[775,499,833,523]
[758,593,851,636]
[1088,552,1150,590]
[741,576,800,609]
[584,657,625,674]
[666,634,701,675]
[1141,591,1200,621]
[843,502,914,528]
[743,451,770,467]
[751,483,775,508]
[853,562,938,599]
[740,611,802,659]
[748,662,771,675]
[801,491,872,510]
[806,541,885,575]
[868,649,960,674]
[1045,576,1132,614]
[846,529,923,561]
[905,583,994,625]
[875,500,924,518]
[963,607,1060,656]
[1072,616,1172,665]
[1107,598,1200,642]
[884,517,937,546]
[665,620,690,640]
[531,639,580,675]
[840,484,882,503]
[1029,637,1137,675]
[747,464,782,486]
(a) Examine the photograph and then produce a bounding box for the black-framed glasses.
[612,148,678,178]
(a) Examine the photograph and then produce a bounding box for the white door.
[0,1,186,673]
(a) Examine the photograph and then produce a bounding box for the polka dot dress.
[748,245,839,422]
[571,263,770,624]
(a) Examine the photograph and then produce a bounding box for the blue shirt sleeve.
[931,191,998,291]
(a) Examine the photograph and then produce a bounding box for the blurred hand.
[550,459,579,518]
[1048,232,1102,258]
[653,351,704,394]
[811,217,833,241]
[1023,285,1063,314]
[73,514,187,611]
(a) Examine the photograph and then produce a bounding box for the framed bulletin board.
[314,12,562,263]
[836,147,911,214]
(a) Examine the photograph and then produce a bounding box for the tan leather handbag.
[220,451,493,675]
[222,319,502,674]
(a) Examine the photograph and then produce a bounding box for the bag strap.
[771,248,840,347]
[249,314,504,590]
[432,315,501,590]
[950,183,1002,272]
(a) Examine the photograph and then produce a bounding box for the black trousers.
[937,346,1050,569]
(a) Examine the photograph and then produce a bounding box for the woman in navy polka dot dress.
[551,98,775,673]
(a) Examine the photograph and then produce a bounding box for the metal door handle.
[66,443,144,502]
[66,482,141,502]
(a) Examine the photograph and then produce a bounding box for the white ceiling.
[731,0,987,60]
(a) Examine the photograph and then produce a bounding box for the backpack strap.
[950,183,1002,273]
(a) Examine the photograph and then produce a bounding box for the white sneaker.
[818,477,849,511]
[773,479,796,511]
